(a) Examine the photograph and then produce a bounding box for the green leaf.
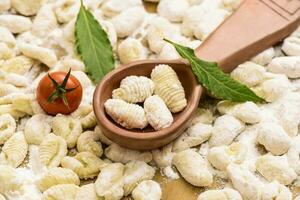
[165,39,264,103]
[75,1,114,83]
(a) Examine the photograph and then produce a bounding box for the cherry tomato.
[36,70,83,115]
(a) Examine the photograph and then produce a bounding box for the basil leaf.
[75,1,114,83]
[165,39,264,103]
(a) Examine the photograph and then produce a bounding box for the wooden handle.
[195,0,300,73]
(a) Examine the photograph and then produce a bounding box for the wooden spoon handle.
[195,0,300,73]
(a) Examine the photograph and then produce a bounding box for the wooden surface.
[154,173,201,200]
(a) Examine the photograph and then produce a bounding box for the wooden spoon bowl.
[93,0,299,150]
[93,60,202,150]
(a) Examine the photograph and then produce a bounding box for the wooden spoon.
[93,0,300,150]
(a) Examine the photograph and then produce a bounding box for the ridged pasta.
[132,180,162,200]
[94,126,113,145]
[94,163,125,200]
[37,167,80,192]
[24,114,51,145]
[105,143,152,164]
[104,99,148,129]
[41,184,79,200]
[256,155,297,185]
[123,161,156,195]
[173,122,213,152]
[61,152,108,180]
[75,184,101,200]
[71,105,96,129]
[144,95,173,130]
[18,43,57,67]
[0,83,20,97]
[0,113,16,145]
[76,131,103,157]
[112,76,154,103]
[208,142,247,171]
[80,111,97,129]
[197,188,242,200]
[173,149,213,187]
[151,64,187,113]
[0,165,21,194]
[39,133,68,168]
[51,114,82,148]
[1,56,33,75]
[0,131,28,168]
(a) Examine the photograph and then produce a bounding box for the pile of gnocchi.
[0,0,299,200]
[105,64,187,130]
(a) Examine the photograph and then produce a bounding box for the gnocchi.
[252,74,291,103]
[37,167,80,192]
[287,136,300,174]
[0,0,10,13]
[94,163,125,200]
[227,164,264,200]
[256,155,297,185]
[111,7,145,38]
[32,4,58,38]
[41,184,79,200]
[151,64,187,113]
[24,114,51,145]
[61,152,107,179]
[11,0,45,16]
[52,114,82,148]
[104,99,148,129]
[75,183,101,200]
[172,149,213,187]
[144,95,173,130]
[0,43,13,60]
[1,55,33,75]
[262,181,292,200]
[76,131,103,157]
[0,165,22,194]
[132,180,162,200]
[152,142,174,168]
[146,16,176,54]
[209,115,245,147]
[0,131,28,168]
[173,122,213,152]
[0,113,16,145]
[117,38,147,64]
[105,143,153,164]
[256,122,291,155]
[123,161,155,195]
[39,133,68,168]
[112,76,154,103]
[0,14,32,34]
[230,61,267,87]
[101,0,143,17]
[251,47,275,66]
[197,188,242,200]
[18,43,57,67]
[181,5,229,40]
[94,125,113,145]
[282,37,300,56]
[157,0,190,22]
[208,142,247,171]
[267,56,300,78]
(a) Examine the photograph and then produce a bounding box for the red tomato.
[36,70,83,115]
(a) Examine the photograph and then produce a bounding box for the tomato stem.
[47,69,79,108]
